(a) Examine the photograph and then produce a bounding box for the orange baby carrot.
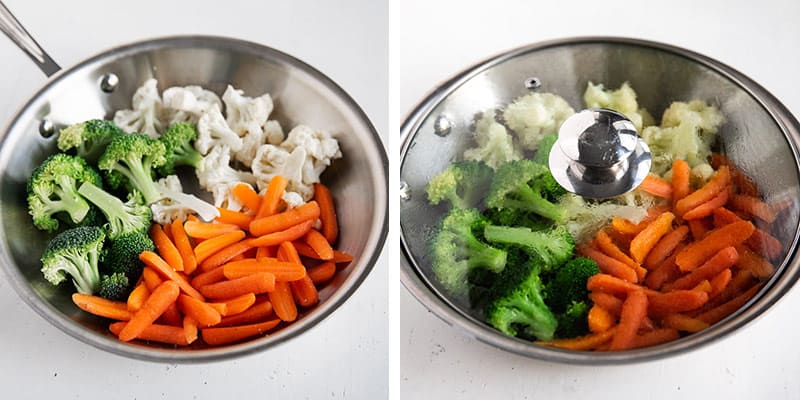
[72,293,132,321]
[730,194,776,223]
[612,217,642,236]
[630,212,675,264]
[198,239,256,272]
[150,224,184,272]
[333,250,354,264]
[588,305,616,333]
[629,328,680,349]
[200,272,276,300]
[640,175,673,200]
[194,230,247,264]
[664,247,739,291]
[644,253,682,291]
[647,290,709,317]
[110,321,189,346]
[183,316,198,344]
[304,229,334,260]
[586,274,660,298]
[118,280,180,342]
[171,218,197,275]
[671,160,691,204]
[158,302,183,327]
[184,220,242,239]
[256,246,276,259]
[595,230,639,271]
[609,290,648,350]
[127,282,150,312]
[217,293,257,316]
[308,261,337,285]
[675,220,754,271]
[693,280,713,293]
[314,183,338,244]
[662,313,710,333]
[223,258,306,282]
[249,201,321,237]
[579,245,638,283]
[675,166,731,216]
[255,176,288,220]
[190,265,226,289]
[588,292,624,316]
[177,294,222,327]
[697,283,762,324]
[292,241,321,259]
[140,251,205,300]
[201,319,281,346]
[682,189,730,220]
[644,225,689,269]
[249,220,314,247]
[218,299,274,327]
[712,207,782,260]
[232,183,262,212]
[537,327,617,351]
[279,241,319,307]
[142,267,163,292]
[207,302,228,316]
[709,268,733,298]
[215,208,253,230]
[687,218,711,241]
[734,246,775,279]
[268,281,297,322]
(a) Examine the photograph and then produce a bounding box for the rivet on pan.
[433,114,452,137]
[99,73,119,93]
[399,181,411,201]
[38,118,55,138]
[525,77,542,90]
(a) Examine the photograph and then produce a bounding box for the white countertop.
[400,0,800,398]
[0,0,387,398]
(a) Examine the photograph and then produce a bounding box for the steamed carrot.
[160,303,184,327]
[194,230,247,264]
[675,166,731,216]
[118,281,180,342]
[314,183,338,243]
[218,293,257,316]
[110,321,189,346]
[586,274,660,298]
[304,229,334,260]
[711,153,760,197]
[579,245,638,283]
[232,183,262,212]
[612,217,641,236]
[198,239,256,272]
[218,299,274,327]
[256,246,277,259]
[127,282,150,312]
[700,269,756,312]
[140,251,205,300]
[201,319,281,346]
[671,160,691,204]
[662,313,709,333]
[183,316,198,344]
[730,194,776,223]
[269,281,298,322]
[588,305,616,333]
[647,290,709,317]
[215,208,253,230]
[588,292,624,316]
[308,262,337,285]
[293,241,322,259]
[735,246,775,278]
[150,224,184,272]
[682,189,730,220]
[644,225,688,270]
[663,247,739,291]
[644,253,682,291]
[687,218,711,241]
[609,290,648,350]
[629,328,680,349]
[629,212,675,264]
[640,175,673,199]
[200,272,276,300]
[72,293,132,321]
[675,220,754,271]
[595,230,639,271]
[278,242,320,307]
[250,201,320,237]
[207,302,228,316]
[171,218,197,275]
[712,207,782,260]
[142,267,163,292]
[537,327,617,351]
[223,258,307,282]
[333,250,354,264]
[697,284,762,324]
[693,280,713,293]
[184,220,242,239]
[255,176,287,219]
[190,265,226,289]
[249,220,315,247]
[709,268,733,298]
[177,294,221,327]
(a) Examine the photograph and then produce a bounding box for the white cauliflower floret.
[264,120,284,145]
[113,79,164,138]
[197,145,257,189]
[209,182,244,211]
[222,85,274,136]
[195,105,243,155]
[280,125,342,185]
[252,145,314,200]
[502,92,574,150]
[151,175,219,223]
[161,85,223,125]
[463,112,521,169]
[281,191,305,209]
[584,82,654,131]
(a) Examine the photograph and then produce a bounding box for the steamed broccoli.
[554,301,591,338]
[485,262,557,341]
[77,182,151,240]
[98,133,167,204]
[545,257,600,338]
[26,153,103,232]
[532,133,557,166]
[97,272,130,301]
[40,226,105,294]
[432,208,508,297]
[57,119,124,162]
[158,122,203,175]
[483,224,574,269]
[487,159,567,223]
[482,208,550,232]
[103,230,154,280]
[426,160,493,209]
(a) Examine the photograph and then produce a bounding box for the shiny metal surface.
[550,108,651,198]
[0,36,387,362]
[0,1,60,76]
[400,37,800,364]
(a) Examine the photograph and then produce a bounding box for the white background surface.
[400,0,800,399]
[0,0,388,399]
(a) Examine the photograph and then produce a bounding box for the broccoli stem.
[77,183,132,228]
[36,183,90,223]
[115,155,162,204]
[62,249,100,294]
[504,297,557,340]
[509,185,566,222]
[173,145,202,168]
[461,235,507,273]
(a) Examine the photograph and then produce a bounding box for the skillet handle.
[0,1,60,77]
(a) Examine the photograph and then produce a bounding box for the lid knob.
[549,108,651,199]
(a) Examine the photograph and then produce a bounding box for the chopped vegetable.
[463,112,521,169]
[502,92,574,151]
[41,226,105,294]
[426,160,494,209]
[57,119,124,163]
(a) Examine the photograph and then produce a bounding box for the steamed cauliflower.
[280,125,342,185]
[151,175,219,223]
[113,79,164,138]
[502,92,574,150]
[233,120,284,168]
[584,82,654,131]
[252,144,313,200]
[162,85,222,125]
[196,106,244,154]
[222,85,274,136]
[463,112,521,169]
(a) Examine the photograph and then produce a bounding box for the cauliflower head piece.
[195,105,244,155]
[583,82,654,131]
[252,144,314,200]
[222,85,274,137]
[151,175,219,223]
[161,85,222,125]
[463,112,522,169]
[280,125,342,185]
[502,92,574,150]
[113,79,164,138]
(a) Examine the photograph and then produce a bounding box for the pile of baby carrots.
[71,176,353,347]
[539,155,786,351]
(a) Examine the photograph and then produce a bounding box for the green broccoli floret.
[483,224,574,269]
[103,231,154,281]
[532,133,558,166]
[97,133,166,204]
[40,226,105,294]
[554,301,591,338]
[57,119,124,162]
[432,208,507,298]
[545,257,600,312]
[158,122,202,175]
[426,160,494,209]
[26,153,103,232]
[485,263,557,341]
[487,159,567,222]
[98,272,130,301]
[77,182,152,240]
[483,208,550,232]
